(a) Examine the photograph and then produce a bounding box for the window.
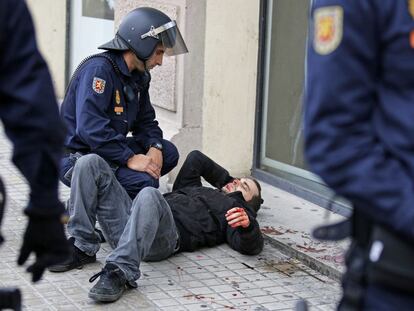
[256,0,350,213]
[68,0,115,78]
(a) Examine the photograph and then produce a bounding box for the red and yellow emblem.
[114,106,124,115]
[92,77,106,94]
[313,6,343,55]
[114,90,123,114]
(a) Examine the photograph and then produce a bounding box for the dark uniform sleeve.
[172,150,234,190]
[226,216,264,255]
[0,0,65,217]
[131,86,163,149]
[75,66,134,165]
[305,0,414,239]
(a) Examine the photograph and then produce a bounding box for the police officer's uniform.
[60,51,178,198]
[0,0,65,219]
[60,7,188,199]
[0,0,69,286]
[305,1,414,310]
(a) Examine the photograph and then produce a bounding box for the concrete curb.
[263,233,343,282]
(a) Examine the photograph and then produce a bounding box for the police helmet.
[99,7,188,61]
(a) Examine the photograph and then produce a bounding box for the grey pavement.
[257,183,349,281]
[0,128,342,310]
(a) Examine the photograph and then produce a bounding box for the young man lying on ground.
[50,150,264,302]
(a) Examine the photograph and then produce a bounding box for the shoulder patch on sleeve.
[313,6,343,55]
[92,77,106,94]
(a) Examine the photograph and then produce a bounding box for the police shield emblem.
[92,77,106,94]
[313,6,343,55]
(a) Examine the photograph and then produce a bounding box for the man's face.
[145,44,165,70]
[221,178,259,202]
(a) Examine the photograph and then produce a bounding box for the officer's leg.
[126,137,179,176]
[160,139,179,176]
[363,285,414,311]
[68,154,132,255]
[115,167,159,199]
[106,187,178,282]
[59,156,71,187]
[338,241,366,311]
[117,139,179,198]
[59,152,84,187]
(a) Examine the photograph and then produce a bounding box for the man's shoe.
[48,237,96,272]
[88,263,127,302]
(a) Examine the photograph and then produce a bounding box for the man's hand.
[225,207,250,228]
[147,147,163,174]
[127,154,160,179]
[17,217,69,282]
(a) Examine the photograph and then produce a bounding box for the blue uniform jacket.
[305,0,414,240]
[0,0,65,218]
[61,51,163,166]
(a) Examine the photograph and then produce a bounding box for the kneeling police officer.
[60,7,188,199]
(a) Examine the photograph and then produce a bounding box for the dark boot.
[88,263,127,302]
[48,237,96,272]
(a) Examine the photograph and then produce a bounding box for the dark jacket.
[305,0,414,240]
[0,0,65,218]
[164,150,263,255]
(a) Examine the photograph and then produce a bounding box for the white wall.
[26,0,67,99]
[203,0,260,176]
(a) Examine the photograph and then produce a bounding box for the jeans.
[67,154,178,281]
[107,187,179,281]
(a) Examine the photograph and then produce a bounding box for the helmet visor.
[160,25,188,56]
[141,20,188,56]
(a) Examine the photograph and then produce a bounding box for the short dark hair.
[246,177,263,212]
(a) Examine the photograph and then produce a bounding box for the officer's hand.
[127,154,160,179]
[146,147,163,176]
[225,207,250,228]
[17,216,69,282]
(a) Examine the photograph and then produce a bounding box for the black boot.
[48,237,96,272]
[88,263,127,302]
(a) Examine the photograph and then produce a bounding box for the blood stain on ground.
[260,226,284,235]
